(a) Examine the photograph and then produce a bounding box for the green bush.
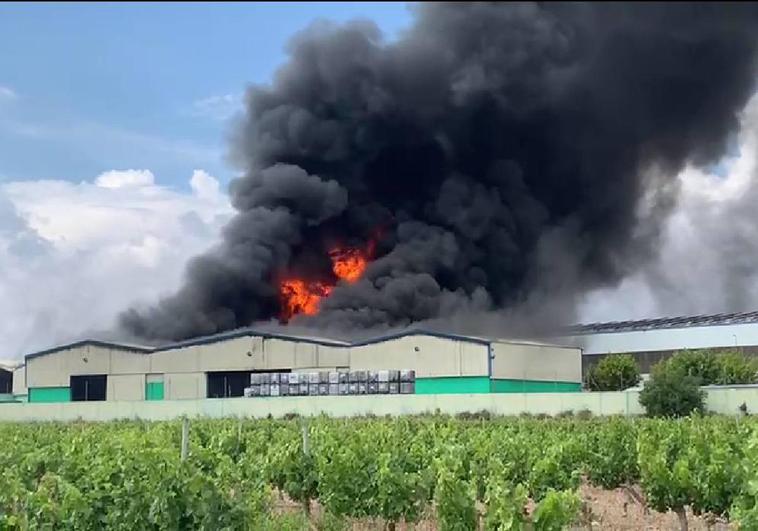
[662,349,722,385]
[585,354,641,391]
[661,349,758,385]
[639,365,705,417]
[714,351,758,384]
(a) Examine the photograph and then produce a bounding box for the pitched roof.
[23,326,561,362]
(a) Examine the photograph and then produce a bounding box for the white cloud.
[0,169,233,358]
[190,93,242,121]
[0,85,16,101]
[95,169,155,189]
[579,92,758,323]
[190,169,221,201]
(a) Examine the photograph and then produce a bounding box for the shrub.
[585,355,641,391]
[639,365,705,417]
[714,351,758,385]
[660,349,758,386]
[662,349,721,385]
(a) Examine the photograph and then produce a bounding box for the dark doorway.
[206,371,251,398]
[0,369,11,394]
[70,375,107,401]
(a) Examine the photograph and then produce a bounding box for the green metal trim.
[28,387,71,403]
[415,376,491,394]
[145,382,164,401]
[490,379,581,393]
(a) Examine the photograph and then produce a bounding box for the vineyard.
[1,415,757,530]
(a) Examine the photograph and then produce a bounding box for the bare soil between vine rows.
[274,482,734,530]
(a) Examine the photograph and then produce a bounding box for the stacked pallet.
[244,370,415,397]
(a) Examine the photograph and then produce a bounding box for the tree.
[639,364,705,418]
[585,355,641,391]
[663,350,721,385]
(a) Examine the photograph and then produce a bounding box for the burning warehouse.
[18,330,581,403]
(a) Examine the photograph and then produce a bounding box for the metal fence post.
[301,419,310,456]
[181,416,190,461]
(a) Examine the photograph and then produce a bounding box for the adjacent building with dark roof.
[553,310,758,373]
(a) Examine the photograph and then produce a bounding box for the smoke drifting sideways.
[120,3,758,342]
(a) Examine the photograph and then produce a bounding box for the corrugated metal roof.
[566,310,758,335]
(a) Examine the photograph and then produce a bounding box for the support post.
[181,416,189,461]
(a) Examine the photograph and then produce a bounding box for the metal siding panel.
[150,346,201,374]
[460,342,488,376]
[26,350,67,387]
[109,349,149,374]
[317,345,349,368]
[63,345,111,376]
[263,338,297,369]
[12,365,26,395]
[196,337,259,371]
[294,342,317,368]
[28,387,71,403]
[165,373,205,400]
[560,322,758,355]
[348,335,477,377]
[490,379,582,393]
[107,374,145,401]
[492,342,581,383]
[415,376,490,394]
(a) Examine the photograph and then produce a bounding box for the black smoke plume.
[121,3,758,341]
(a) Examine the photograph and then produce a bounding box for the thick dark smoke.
[121,3,758,341]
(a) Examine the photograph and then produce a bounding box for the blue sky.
[0,2,412,188]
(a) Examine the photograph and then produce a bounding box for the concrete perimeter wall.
[0,387,755,421]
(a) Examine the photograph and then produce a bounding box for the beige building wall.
[316,345,349,368]
[263,339,300,369]
[165,372,205,400]
[108,374,145,401]
[12,365,26,395]
[349,335,488,377]
[491,341,581,382]
[26,344,149,388]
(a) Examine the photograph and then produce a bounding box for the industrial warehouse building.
[556,310,758,373]
[14,330,582,403]
[14,310,756,403]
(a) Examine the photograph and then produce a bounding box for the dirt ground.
[274,482,734,530]
[577,484,732,531]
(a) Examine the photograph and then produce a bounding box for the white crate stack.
[244,369,415,398]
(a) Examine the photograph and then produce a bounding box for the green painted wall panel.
[490,379,581,393]
[28,387,71,403]
[415,376,491,394]
[145,382,164,401]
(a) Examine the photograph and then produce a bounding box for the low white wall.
[0,387,754,422]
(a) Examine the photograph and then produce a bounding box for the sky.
[0,2,756,359]
[0,2,413,359]
[0,2,412,186]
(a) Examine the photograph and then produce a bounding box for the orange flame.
[329,247,368,283]
[279,238,376,322]
[279,279,332,320]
